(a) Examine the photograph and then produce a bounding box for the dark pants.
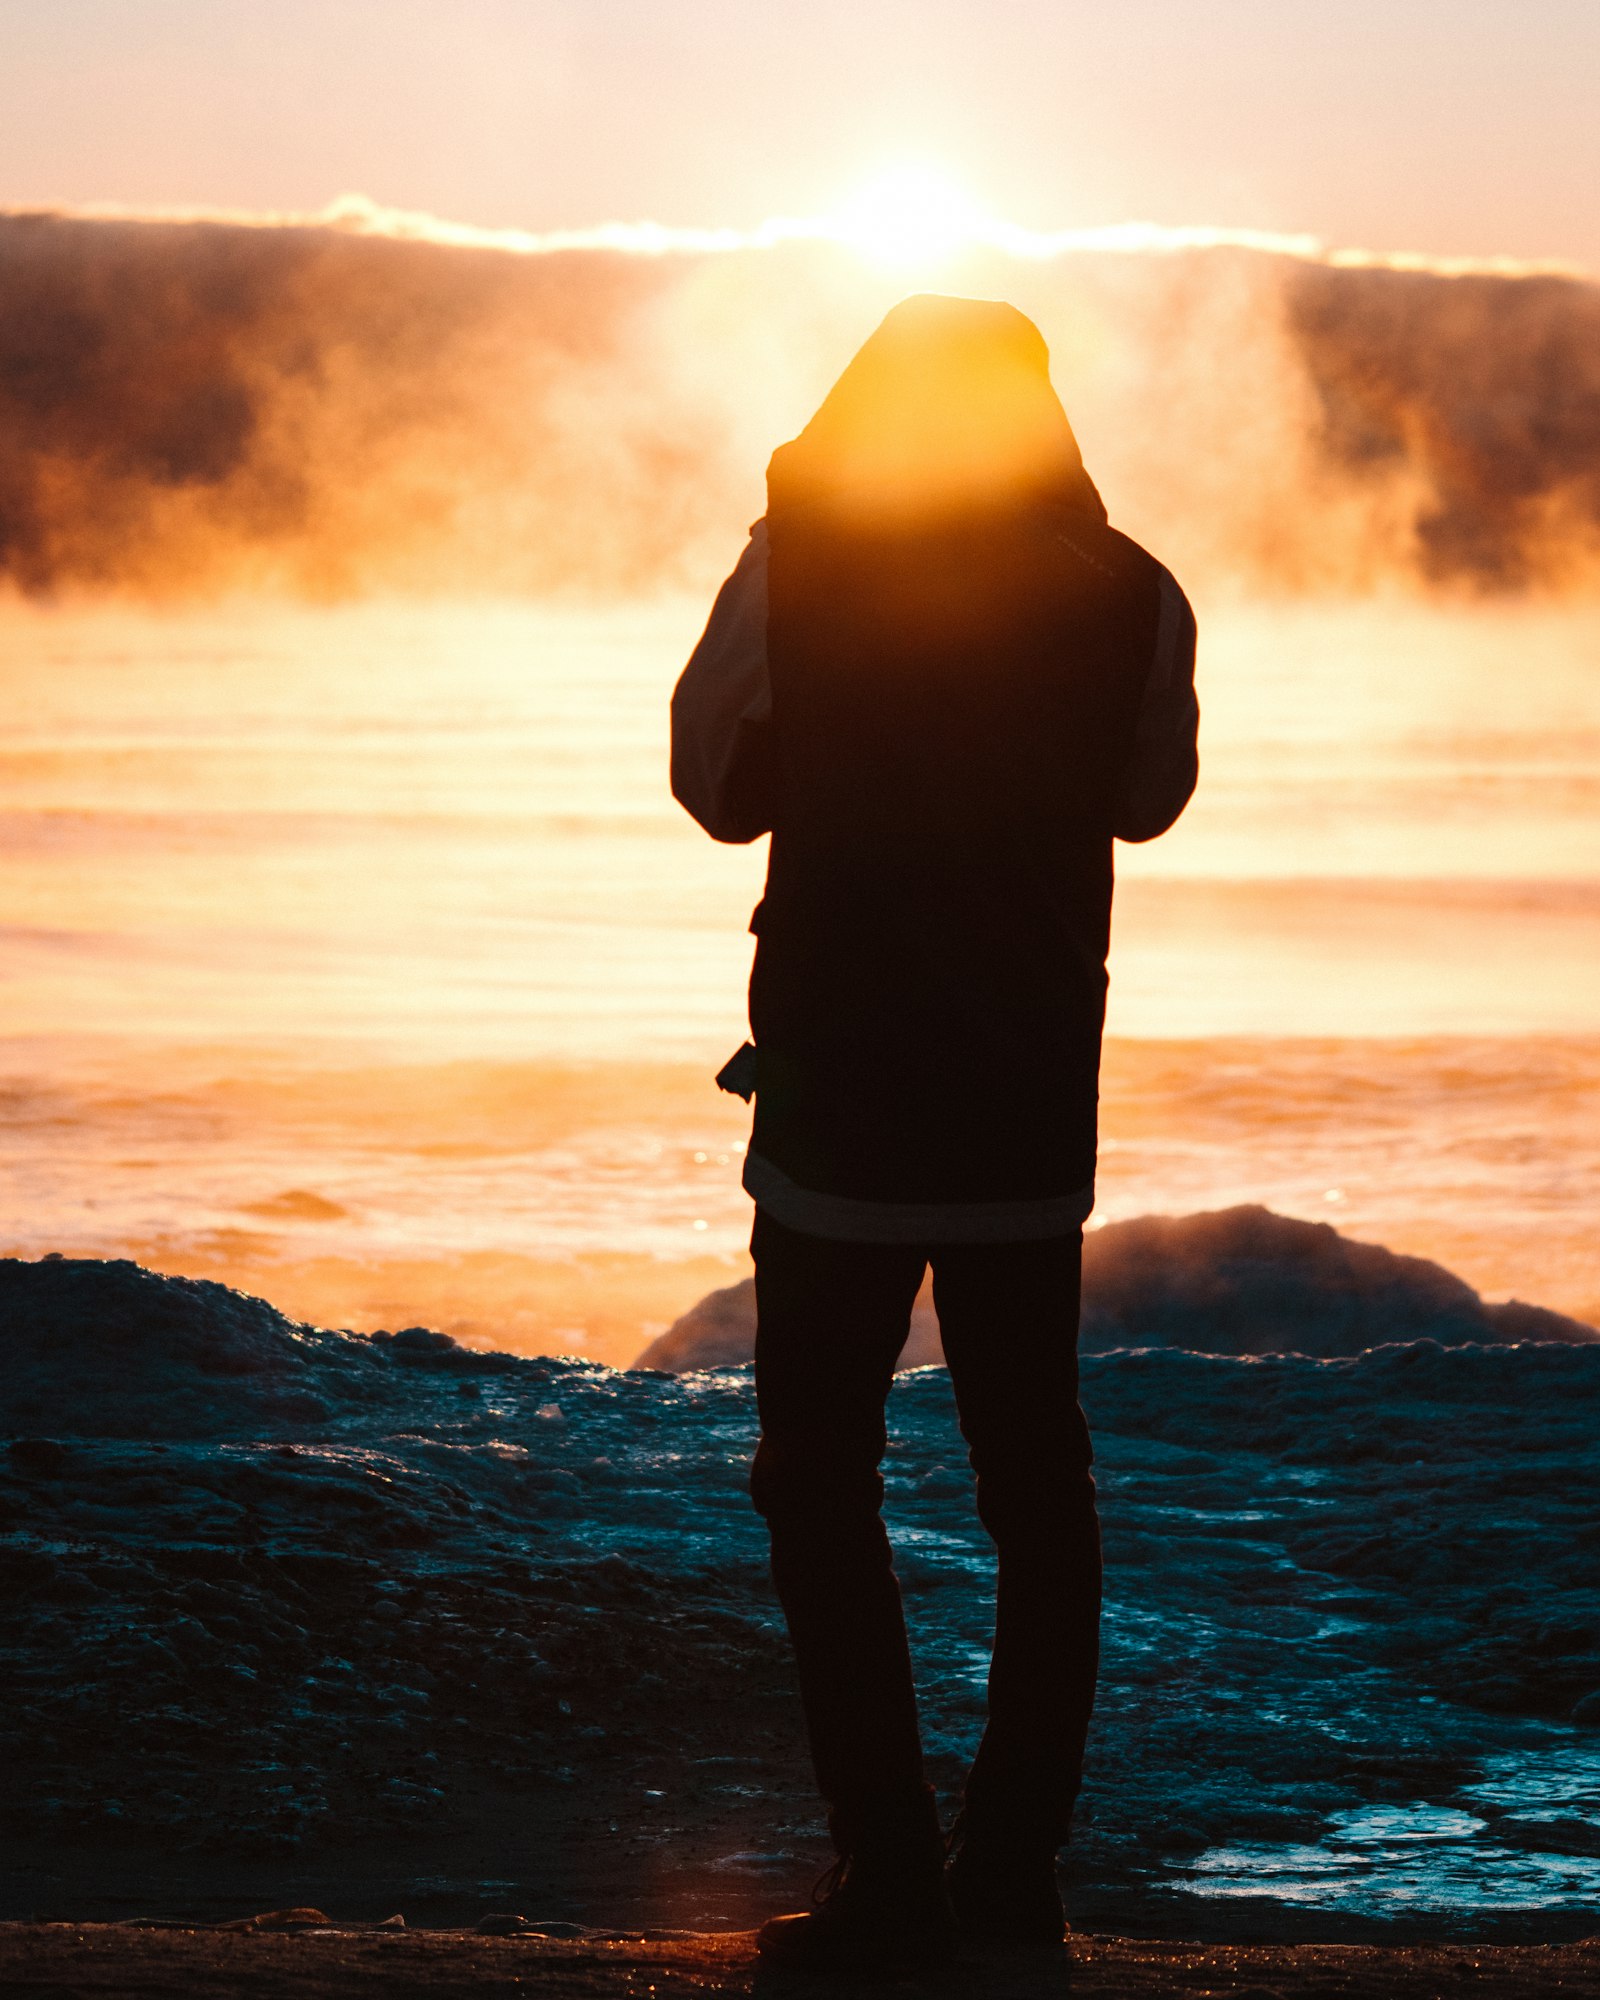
[749,1207,1101,1849]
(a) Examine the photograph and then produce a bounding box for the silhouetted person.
[671,294,1198,1972]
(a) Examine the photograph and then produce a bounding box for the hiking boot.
[756,1786,956,1975]
[945,1814,1067,1949]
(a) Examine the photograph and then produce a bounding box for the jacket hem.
[742,1150,1094,1245]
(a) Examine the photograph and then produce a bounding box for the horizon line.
[2,191,1591,285]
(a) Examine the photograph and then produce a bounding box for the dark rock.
[223,1907,332,1931]
[636,1206,1600,1370]
[8,1437,69,1475]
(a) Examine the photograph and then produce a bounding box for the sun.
[829,162,990,267]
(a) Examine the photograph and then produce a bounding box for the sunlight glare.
[830,162,990,266]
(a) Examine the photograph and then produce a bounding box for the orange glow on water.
[2,593,1598,1352]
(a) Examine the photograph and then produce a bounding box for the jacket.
[671,507,1197,1244]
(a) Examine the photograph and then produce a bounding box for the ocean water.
[2,594,1599,1359]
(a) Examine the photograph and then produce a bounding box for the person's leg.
[748,1209,954,1971]
[749,1206,930,1822]
[931,1231,1099,1856]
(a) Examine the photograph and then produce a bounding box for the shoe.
[756,1786,956,1975]
[945,1813,1067,1950]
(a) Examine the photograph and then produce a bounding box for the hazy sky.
[1,0,1596,264]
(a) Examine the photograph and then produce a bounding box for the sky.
[0,0,1596,266]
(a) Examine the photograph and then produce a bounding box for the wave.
[4,206,1600,598]
[638,1204,1599,1371]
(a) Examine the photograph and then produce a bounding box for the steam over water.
[5,209,1600,597]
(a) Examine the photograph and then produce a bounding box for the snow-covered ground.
[2,1220,1597,1935]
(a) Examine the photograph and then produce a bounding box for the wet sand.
[1,1921,1595,1998]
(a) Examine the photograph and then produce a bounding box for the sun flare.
[829,162,991,266]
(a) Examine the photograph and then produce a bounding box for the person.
[670,294,1198,1973]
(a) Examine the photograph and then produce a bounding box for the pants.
[749,1207,1101,1849]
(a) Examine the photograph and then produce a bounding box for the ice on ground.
[0,1255,513,1438]
[1,1229,1597,1933]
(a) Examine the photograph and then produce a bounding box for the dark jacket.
[672,299,1197,1242]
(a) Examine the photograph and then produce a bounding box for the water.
[3,593,1598,1355]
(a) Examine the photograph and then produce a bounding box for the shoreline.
[8,1825,1599,1953]
[2,1922,1595,1998]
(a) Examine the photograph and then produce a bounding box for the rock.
[1081,1208,1600,1356]
[635,1205,1600,1369]
[224,1908,332,1932]
[636,1278,940,1372]
[8,1437,69,1476]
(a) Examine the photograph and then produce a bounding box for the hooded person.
[671,294,1198,1971]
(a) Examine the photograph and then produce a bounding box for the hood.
[767,293,1105,530]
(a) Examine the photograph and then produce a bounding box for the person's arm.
[670,521,774,843]
[1114,563,1199,842]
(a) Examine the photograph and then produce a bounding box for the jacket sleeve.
[1114,562,1199,843]
[670,521,774,844]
